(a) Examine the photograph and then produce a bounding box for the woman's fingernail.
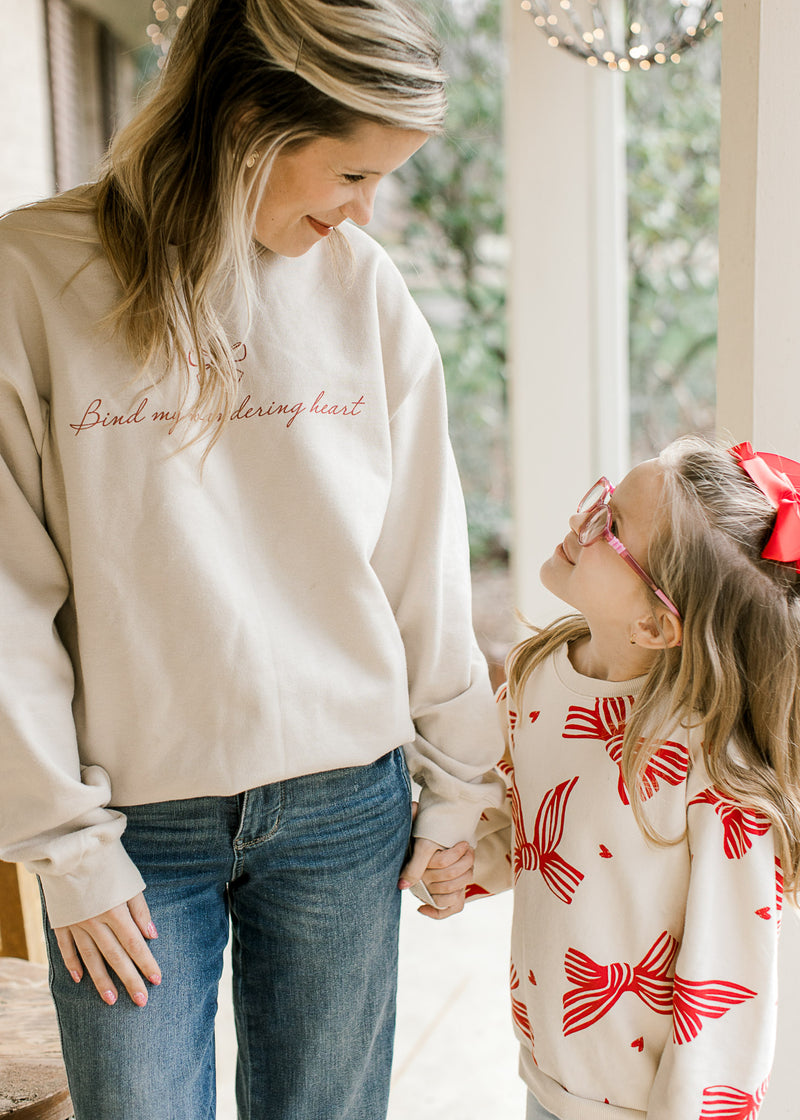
[398,879,410,891]
[146,922,158,939]
[103,990,117,1006]
[149,974,161,986]
[132,992,147,1007]
[69,970,82,983]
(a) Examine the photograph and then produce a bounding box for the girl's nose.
[567,511,584,536]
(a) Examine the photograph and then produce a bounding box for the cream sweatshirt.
[0,200,503,927]
[470,644,779,1120]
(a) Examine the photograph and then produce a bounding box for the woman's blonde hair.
[39,0,446,455]
[508,435,800,901]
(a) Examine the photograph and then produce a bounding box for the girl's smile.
[554,539,576,566]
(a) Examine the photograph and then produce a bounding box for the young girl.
[423,436,800,1119]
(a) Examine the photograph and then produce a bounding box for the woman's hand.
[54,892,161,1007]
[399,838,475,919]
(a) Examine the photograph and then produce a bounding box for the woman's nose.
[342,182,379,226]
[567,511,584,535]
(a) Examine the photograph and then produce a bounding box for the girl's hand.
[400,838,475,919]
[53,892,161,1007]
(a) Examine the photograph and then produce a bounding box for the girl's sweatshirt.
[0,201,503,927]
[471,644,779,1120]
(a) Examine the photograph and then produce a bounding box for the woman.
[0,1,502,1117]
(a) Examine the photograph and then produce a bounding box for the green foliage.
[378,0,509,562]
[626,37,721,459]
[383,1,723,555]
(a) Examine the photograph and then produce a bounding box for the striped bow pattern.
[562,698,688,805]
[775,858,784,934]
[699,1079,768,1119]
[688,787,772,859]
[562,931,678,1036]
[672,973,757,1045]
[510,963,536,1061]
[511,775,584,903]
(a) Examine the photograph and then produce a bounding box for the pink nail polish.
[146,922,158,939]
[398,879,410,890]
[69,970,82,983]
[149,974,161,986]
[103,990,117,1005]
[132,992,147,1007]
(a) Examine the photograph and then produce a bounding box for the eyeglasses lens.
[577,506,608,546]
[577,481,607,513]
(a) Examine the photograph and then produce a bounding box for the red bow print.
[498,757,514,783]
[510,963,535,1060]
[699,1078,768,1118]
[562,930,678,1035]
[672,972,757,1045]
[776,858,784,934]
[688,787,772,859]
[729,441,800,570]
[563,698,688,805]
[511,776,584,903]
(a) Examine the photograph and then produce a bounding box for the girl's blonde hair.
[36,0,446,455]
[508,435,800,901]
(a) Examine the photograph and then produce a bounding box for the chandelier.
[521,1,723,70]
[146,1,187,68]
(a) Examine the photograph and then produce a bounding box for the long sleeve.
[369,259,505,846]
[468,683,514,896]
[0,245,145,926]
[646,766,779,1119]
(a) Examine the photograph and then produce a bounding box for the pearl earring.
[246,150,260,169]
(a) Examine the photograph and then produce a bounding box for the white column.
[717,3,800,1116]
[506,2,628,625]
[717,0,800,453]
[0,0,54,211]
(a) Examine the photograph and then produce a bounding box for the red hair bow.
[729,441,800,570]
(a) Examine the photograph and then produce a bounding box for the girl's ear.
[633,611,683,650]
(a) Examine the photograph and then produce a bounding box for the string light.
[145,0,188,68]
[523,0,721,69]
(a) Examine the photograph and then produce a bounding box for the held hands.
[54,891,161,1008]
[399,837,475,920]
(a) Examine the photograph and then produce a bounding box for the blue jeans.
[526,1092,560,1120]
[44,749,412,1120]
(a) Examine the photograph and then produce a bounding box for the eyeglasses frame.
[576,477,681,620]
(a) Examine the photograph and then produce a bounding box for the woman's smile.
[307,216,336,236]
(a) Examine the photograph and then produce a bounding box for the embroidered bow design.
[672,972,757,1045]
[511,775,584,903]
[562,930,678,1035]
[730,441,800,570]
[688,787,772,859]
[699,1079,768,1119]
[563,698,689,805]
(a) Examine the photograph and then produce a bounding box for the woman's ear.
[633,610,683,650]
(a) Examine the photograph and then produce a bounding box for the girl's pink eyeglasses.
[576,477,681,619]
